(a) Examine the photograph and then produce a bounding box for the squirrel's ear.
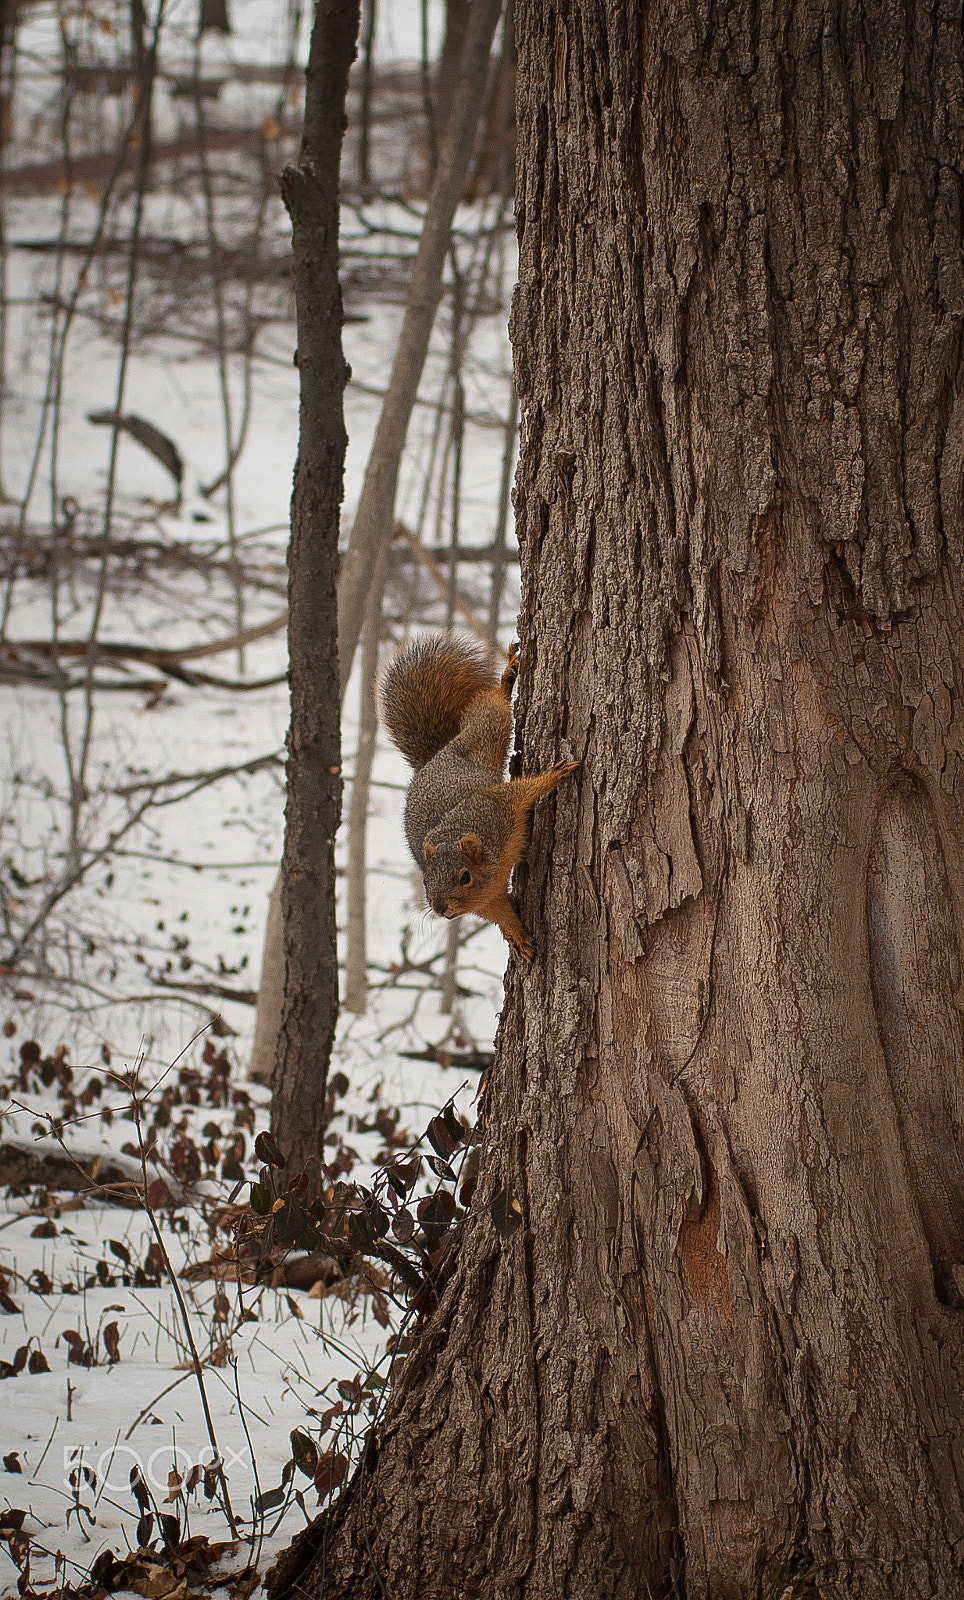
[459,834,484,866]
[423,841,436,861]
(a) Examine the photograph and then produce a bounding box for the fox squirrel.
[379,632,578,961]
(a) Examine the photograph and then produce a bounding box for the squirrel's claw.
[500,641,521,698]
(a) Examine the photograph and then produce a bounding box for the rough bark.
[272,0,359,1172]
[271,0,964,1593]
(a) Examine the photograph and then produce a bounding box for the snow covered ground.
[0,0,518,1591]
[0,1021,482,1597]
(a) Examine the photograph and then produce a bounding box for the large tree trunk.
[270,0,964,1593]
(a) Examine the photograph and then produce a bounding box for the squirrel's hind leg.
[510,760,579,806]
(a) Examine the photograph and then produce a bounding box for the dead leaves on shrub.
[85,1535,257,1600]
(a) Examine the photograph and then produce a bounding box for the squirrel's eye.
[459,870,472,887]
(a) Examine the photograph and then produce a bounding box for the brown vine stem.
[128,1068,241,1541]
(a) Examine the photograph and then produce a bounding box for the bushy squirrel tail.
[380,632,497,770]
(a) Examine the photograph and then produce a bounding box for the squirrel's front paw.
[501,641,521,696]
[510,929,534,963]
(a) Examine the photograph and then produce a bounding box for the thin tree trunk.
[335,0,503,689]
[0,0,17,503]
[356,0,377,195]
[251,0,503,1082]
[344,558,386,1015]
[439,286,465,1016]
[272,0,359,1173]
[268,0,964,1594]
[433,0,470,155]
[198,0,231,34]
[248,874,282,1083]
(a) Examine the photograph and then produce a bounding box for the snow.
[0,0,518,1590]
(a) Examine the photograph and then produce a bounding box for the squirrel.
[379,632,578,961]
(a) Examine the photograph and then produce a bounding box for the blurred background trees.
[0,0,521,1075]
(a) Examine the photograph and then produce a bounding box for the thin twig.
[129,1068,241,1539]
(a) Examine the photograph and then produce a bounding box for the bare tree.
[272,0,360,1172]
[0,0,310,1045]
[343,566,383,1015]
[250,0,506,1079]
[334,0,504,687]
[267,0,964,1595]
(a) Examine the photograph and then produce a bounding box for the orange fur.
[380,632,578,961]
[457,763,579,959]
